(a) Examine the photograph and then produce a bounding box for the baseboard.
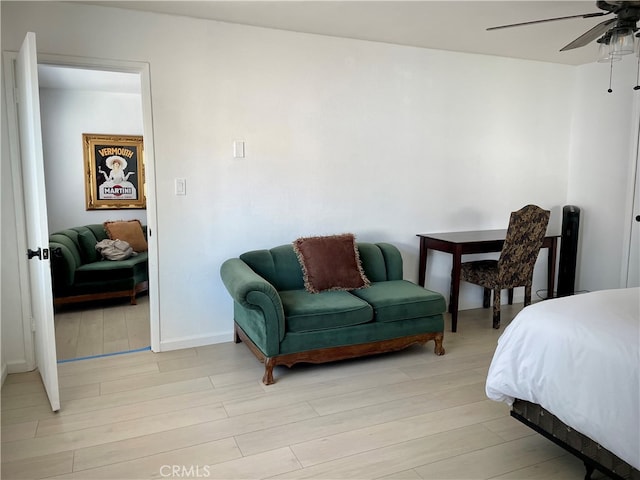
[159,331,233,352]
[6,359,33,374]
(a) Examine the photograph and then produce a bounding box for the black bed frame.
[511,400,639,480]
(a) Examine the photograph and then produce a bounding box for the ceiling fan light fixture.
[597,39,623,62]
[610,27,636,56]
[485,1,640,92]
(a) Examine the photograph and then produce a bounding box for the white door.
[628,148,640,287]
[16,32,60,411]
[626,91,640,288]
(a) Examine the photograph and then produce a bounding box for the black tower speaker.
[557,205,580,297]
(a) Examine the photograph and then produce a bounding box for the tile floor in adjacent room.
[2,303,610,479]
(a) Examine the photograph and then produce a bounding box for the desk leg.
[450,248,462,333]
[547,237,558,300]
[418,238,427,287]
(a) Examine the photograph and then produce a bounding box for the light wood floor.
[54,296,150,361]
[1,304,609,480]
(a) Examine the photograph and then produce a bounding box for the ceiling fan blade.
[486,11,608,31]
[559,18,617,51]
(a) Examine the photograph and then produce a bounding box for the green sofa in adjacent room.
[49,221,149,307]
[220,237,446,384]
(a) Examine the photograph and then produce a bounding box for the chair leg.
[483,288,491,308]
[448,269,454,313]
[524,284,532,307]
[493,287,501,329]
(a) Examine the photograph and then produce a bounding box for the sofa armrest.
[49,241,77,292]
[220,258,285,343]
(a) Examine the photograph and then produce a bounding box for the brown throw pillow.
[104,220,148,252]
[293,233,370,293]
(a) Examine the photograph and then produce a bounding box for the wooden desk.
[417,229,559,332]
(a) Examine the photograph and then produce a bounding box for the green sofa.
[49,224,149,307]
[220,242,446,384]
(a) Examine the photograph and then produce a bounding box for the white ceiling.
[83,1,616,65]
[46,1,632,92]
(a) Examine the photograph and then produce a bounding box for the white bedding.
[485,287,640,470]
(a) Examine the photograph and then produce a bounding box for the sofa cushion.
[85,224,110,242]
[104,219,148,252]
[75,252,148,283]
[357,243,404,282]
[240,245,305,291]
[351,280,446,322]
[293,233,370,293]
[279,289,373,333]
[356,243,388,282]
[77,229,100,264]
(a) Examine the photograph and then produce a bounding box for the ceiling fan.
[487,1,640,52]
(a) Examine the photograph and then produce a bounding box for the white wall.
[4,1,625,368]
[568,57,637,293]
[39,87,146,232]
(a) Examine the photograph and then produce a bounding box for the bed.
[485,287,639,480]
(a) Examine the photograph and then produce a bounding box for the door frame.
[5,52,160,358]
[620,89,640,287]
[3,52,36,371]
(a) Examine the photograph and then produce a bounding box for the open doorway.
[38,64,151,361]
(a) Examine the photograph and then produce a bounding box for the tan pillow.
[293,233,370,294]
[104,220,148,252]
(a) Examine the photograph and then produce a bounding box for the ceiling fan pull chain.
[608,55,614,93]
[634,54,640,91]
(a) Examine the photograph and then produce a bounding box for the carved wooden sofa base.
[53,281,148,308]
[234,323,445,385]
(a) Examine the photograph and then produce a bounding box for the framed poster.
[83,134,145,210]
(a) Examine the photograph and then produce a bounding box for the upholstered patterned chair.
[460,204,550,329]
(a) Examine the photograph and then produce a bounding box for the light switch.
[233,141,245,158]
[175,178,186,196]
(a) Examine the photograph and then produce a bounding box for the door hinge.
[27,247,49,260]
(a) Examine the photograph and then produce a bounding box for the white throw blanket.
[95,239,136,261]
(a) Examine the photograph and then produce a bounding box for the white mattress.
[485,288,640,470]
